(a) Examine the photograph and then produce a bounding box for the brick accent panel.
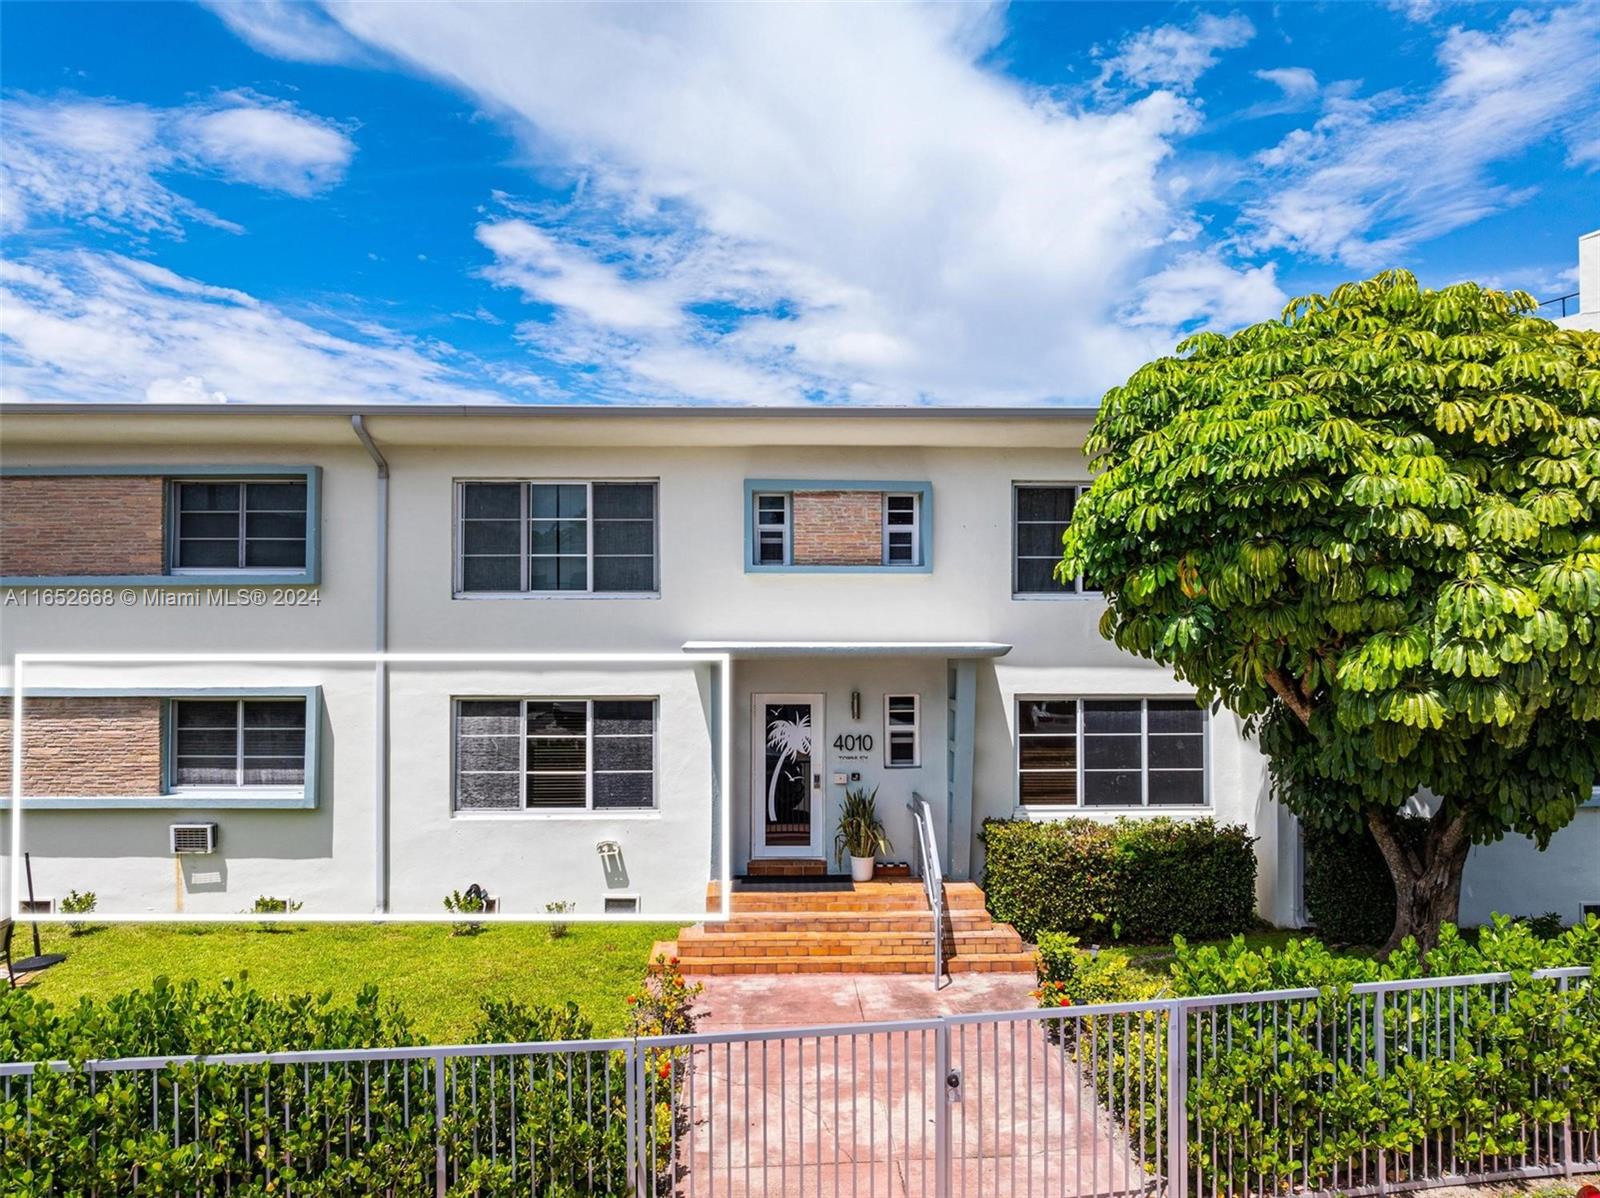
[791,490,883,566]
[0,475,166,577]
[0,697,165,796]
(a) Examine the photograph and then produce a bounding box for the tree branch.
[1265,668,1314,726]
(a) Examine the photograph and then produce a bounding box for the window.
[884,694,919,767]
[1016,698,1205,808]
[753,493,791,565]
[172,480,308,571]
[172,699,306,789]
[457,481,657,595]
[883,494,920,565]
[1013,484,1094,595]
[454,698,656,812]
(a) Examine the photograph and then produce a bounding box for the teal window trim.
[0,464,321,587]
[742,479,933,574]
[0,686,320,811]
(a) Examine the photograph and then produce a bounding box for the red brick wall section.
[0,475,166,577]
[0,697,165,796]
[791,490,884,566]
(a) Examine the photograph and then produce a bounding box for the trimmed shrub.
[980,816,1257,942]
[0,965,694,1196]
[1043,918,1600,1198]
[1301,816,1426,944]
[1034,931,1161,1008]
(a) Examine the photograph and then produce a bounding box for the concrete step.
[705,910,997,935]
[674,925,1026,960]
[706,881,988,914]
[669,951,1037,977]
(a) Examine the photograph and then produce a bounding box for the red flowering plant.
[628,953,704,1190]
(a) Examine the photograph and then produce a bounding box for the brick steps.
[665,879,1035,978]
[654,942,1035,976]
[676,926,1025,959]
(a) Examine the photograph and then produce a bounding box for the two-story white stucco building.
[1,404,1593,927]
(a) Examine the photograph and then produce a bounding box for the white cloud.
[296,2,1232,404]
[200,0,364,64]
[1254,67,1319,102]
[1,94,355,236]
[1097,12,1255,93]
[178,103,355,197]
[1239,4,1600,267]
[477,220,681,332]
[1125,251,1285,330]
[0,252,506,405]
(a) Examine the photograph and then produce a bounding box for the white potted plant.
[834,785,892,883]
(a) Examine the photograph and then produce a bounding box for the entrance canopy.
[681,641,1011,659]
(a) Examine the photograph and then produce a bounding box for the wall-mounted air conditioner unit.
[170,823,218,854]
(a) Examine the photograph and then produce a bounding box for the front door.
[751,693,825,859]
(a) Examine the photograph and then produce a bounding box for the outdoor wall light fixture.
[851,690,861,721]
[596,840,622,861]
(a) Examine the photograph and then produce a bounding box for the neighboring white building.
[0,403,1592,927]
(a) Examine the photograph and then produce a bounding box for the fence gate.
[659,1006,1172,1198]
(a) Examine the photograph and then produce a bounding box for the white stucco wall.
[2,661,375,916]
[384,660,718,917]
[1460,808,1600,926]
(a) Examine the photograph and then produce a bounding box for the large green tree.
[1062,272,1600,952]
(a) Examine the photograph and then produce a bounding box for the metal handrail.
[907,791,946,989]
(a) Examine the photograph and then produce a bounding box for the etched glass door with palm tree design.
[752,694,824,857]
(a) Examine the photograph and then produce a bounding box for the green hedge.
[1055,918,1600,1196]
[1301,816,1427,944]
[0,963,698,1196]
[980,816,1257,942]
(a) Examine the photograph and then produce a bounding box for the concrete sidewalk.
[671,972,1154,1197]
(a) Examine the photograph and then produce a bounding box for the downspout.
[351,415,390,914]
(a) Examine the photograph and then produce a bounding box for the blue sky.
[2,1,1595,407]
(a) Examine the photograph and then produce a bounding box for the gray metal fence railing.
[3,966,1593,1196]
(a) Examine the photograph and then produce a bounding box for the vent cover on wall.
[170,823,218,854]
[603,896,640,914]
[19,898,54,915]
[1583,902,1599,921]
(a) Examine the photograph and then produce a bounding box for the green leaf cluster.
[1057,917,1599,1195]
[979,816,1257,942]
[0,970,689,1195]
[1063,272,1600,842]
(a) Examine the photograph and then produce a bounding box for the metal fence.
[3,966,1593,1196]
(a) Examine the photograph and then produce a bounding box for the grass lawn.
[18,921,685,1042]
[1116,929,1380,986]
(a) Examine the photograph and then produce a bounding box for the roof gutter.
[351,416,390,914]
[0,401,1100,419]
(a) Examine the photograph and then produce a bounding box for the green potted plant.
[834,785,892,882]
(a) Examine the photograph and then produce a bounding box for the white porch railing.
[908,790,946,989]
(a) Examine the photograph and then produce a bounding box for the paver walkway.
[670,974,1155,1197]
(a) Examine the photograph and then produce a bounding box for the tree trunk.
[1365,806,1472,957]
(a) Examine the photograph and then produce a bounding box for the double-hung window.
[883,494,920,565]
[1017,698,1205,808]
[453,698,657,812]
[753,494,791,565]
[1013,484,1094,595]
[172,480,308,571]
[171,699,307,789]
[458,481,657,595]
[884,694,919,767]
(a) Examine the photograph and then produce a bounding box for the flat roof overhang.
[681,640,1011,659]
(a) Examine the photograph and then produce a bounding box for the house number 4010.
[833,733,874,752]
